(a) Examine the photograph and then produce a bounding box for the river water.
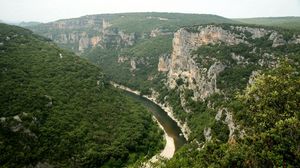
[123,90,186,151]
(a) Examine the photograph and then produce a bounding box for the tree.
[236,60,300,167]
[238,60,300,131]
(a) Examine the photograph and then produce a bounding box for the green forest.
[0,23,164,167]
[236,17,300,31]
[1,11,300,168]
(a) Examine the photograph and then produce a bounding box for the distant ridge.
[235,16,300,30]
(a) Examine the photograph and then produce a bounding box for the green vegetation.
[25,14,300,167]
[17,21,42,27]
[236,17,300,31]
[164,61,300,167]
[109,13,238,33]
[84,22,300,154]
[83,35,172,91]
[0,23,164,167]
[29,13,239,92]
[150,25,300,167]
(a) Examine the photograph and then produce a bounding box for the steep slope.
[28,13,237,54]
[156,24,300,167]
[26,14,300,167]
[236,17,300,31]
[164,61,300,167]
[17,21,42,27]
[0,23,163,167]
[27,13,238,89]
[157,24,300,139]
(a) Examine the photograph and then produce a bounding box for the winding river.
[121,89,187,158]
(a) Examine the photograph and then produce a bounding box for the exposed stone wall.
[31,19,136,53]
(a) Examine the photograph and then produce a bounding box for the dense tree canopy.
[164,60,300,167]
[0,23,164,167]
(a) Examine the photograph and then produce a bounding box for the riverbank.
[143,93,191,141]
[111,82,176,159]
[150,117,175,159]
[110,82,190,140]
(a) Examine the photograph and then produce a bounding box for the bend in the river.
[112,82,187,159]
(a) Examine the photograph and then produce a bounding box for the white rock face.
[158,55,170,72]
[224,110,235,138]
[289,35,300,44]
[248,70,261,85]
[13,115,22,122]
[269,32,286,47]
[0,117,6,122]
[165,26,231,100]
[233,26,270,39]
[118,31,136,46]
[59,34,68,44]
[215,108,223,121]
[150,28,161,38]
[160,25,293,101]
[150,28,172,37]
[117,56,129,63]
[130,59,136,71]
[34,19,136,53]
[102,19,112,30]
[78,37,90,52]
[214,107,245,141]
[204,127,212,141]
[231,53,248,65]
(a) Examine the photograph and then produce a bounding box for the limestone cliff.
[158,24,300,142]
[158,54,170,72]
[163,26,236,100]
[30,18,136,53]
[160,25,299,101]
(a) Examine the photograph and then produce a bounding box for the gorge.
[1,12,300,167]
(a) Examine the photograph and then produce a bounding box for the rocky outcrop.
[130,59,136,71]
[90,36,101,47]
[233,26,269,39]
[248,70,261,85]
[231,53,248,65]
[100,27,136,49]
[78,36,90,52]
[289,35,300,44]
[30,18,136,53]
[269,32,286,47]
[215,108,245,141]
[159,25,298,101]
[150,28,172,37]
[260,53,278,67]
[118,56,129,63]
[168,29,226,99]
[158,54,170,72]
[204,128,212,141]
[1,113,37,138]
[156,25,300,143]
[182,25,247,46]
[163,26,229,100]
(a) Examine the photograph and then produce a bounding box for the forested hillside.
[164,61,300,167]
[27,13,238,92]
[0,23,164,167]
[24,13,300,167]
[156,24,300,167]
[236,17,300,31]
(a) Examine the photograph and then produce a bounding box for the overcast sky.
[1,0,300,23]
